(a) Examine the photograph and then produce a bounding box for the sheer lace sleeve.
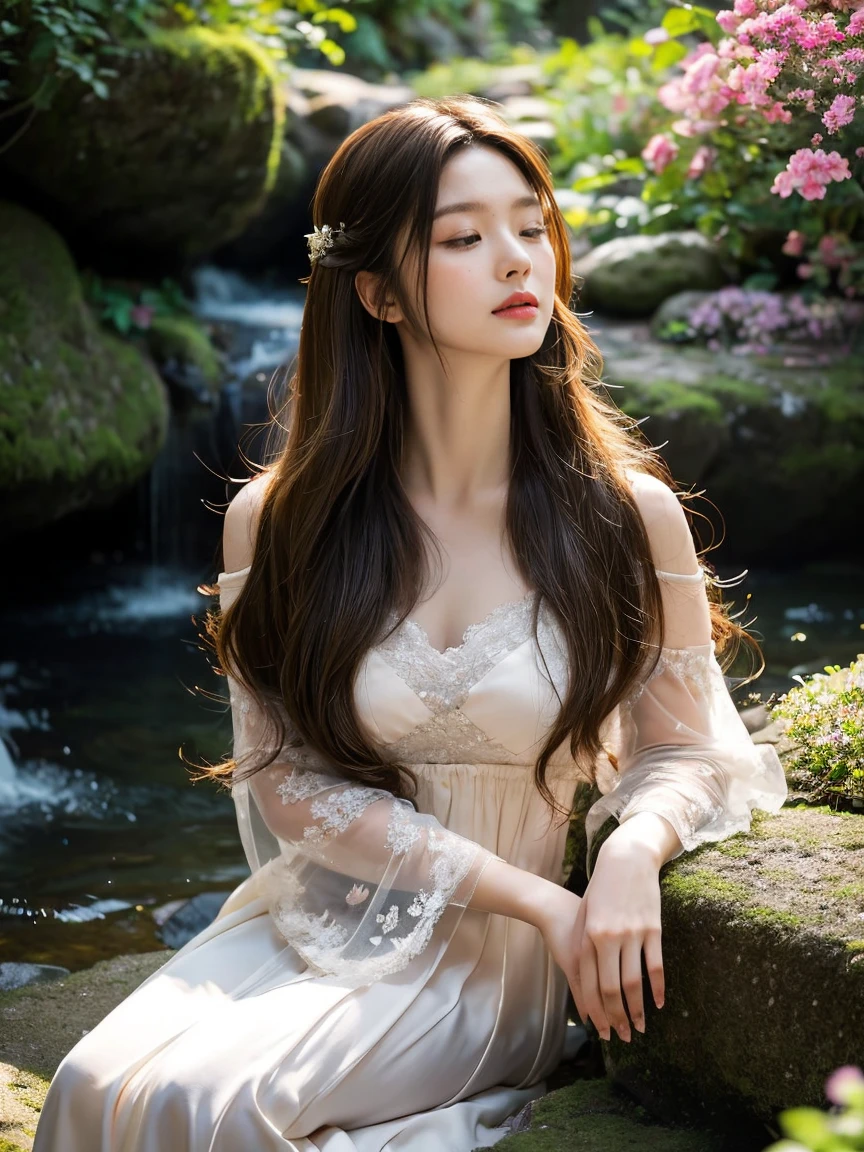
[584,552,788,879]
[218,566,498,986]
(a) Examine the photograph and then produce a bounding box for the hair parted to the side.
[191,94,761,821]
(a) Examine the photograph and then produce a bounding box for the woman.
[33,95,787,1152]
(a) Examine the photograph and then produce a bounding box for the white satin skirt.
[32,866,568,1151]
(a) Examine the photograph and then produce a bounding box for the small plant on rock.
[769,655,864,811]
[762,1063,864,1150]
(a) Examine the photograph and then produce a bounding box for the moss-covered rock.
[0,27,284,272]
[574,233,729,318]
[145,314,225,402]
[0,951,172,1152]
[590,317,864,561]
[487,1078,728,1151]
[0,201,169,532]
[602,807,864,1142]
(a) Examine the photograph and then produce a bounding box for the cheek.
[425,257,480,324]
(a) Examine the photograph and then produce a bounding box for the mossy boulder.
[0,27,284,272]
[574,233,729,318]
[0,951,172,1152]
[591,318,864,562]
[489,1078,727,1151]
[0,201,169,532]
[602,806,864,1145]
[144,314,225,407]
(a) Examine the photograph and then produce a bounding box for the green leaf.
[661,8,702,37]
[652,39,687,72]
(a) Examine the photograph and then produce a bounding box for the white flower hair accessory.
[304,221,346,265]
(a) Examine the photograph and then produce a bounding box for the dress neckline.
[399,591,536,658]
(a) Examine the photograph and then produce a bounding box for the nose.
[499,235,532,281]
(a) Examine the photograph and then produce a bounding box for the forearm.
[602,811,684,868]
[466,855,571,928]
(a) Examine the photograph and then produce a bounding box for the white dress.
[32,563,787,1152]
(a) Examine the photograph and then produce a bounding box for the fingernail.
[634,1017,645,1033]
[600,1028,610,1041]
[618,1028,631,1043]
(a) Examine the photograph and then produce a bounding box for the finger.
[643,928,665,1009]
[620,937,645,1033]
[569,897,588,1026]
[595,935,629,1041]
[579,935,609,1039]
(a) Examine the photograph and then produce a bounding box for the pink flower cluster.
[771,145,851,197]
[649,0,864,200]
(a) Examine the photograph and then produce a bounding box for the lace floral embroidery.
[304,786,381,843]
[276,768,336,804]
[631,644,717,704]
[386,803,422,854]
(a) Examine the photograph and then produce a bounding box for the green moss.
[661,868,751,905]
[845,940,864,952]
[0,26,285,264]
[0,201,168,530]
[831,882,864,899]
[146,315,224,389]
[495,1079,726,1151]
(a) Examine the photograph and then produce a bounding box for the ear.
[354,270,404,324]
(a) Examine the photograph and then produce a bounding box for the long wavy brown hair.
[194,95,758,819]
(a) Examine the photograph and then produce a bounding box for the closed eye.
[443,225,549,249]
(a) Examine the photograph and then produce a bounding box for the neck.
[398,344,512,510]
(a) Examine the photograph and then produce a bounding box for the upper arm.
[625,470,699,577]
[222,472,271,573]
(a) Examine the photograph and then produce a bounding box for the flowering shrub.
[642,0,864,294]
[769,655,864,809]
[762,1064,864,1151]
[656,284,864,353]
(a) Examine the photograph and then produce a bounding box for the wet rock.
[154,891,232,949]
[0,964,70,994]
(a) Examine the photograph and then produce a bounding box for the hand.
[570,835,665,1043]
[532,884,585,1012]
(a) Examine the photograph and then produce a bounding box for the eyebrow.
[432,194,542,221]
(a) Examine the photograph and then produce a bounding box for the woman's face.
[399,144,557,360]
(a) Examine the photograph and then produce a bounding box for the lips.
[493,291,539,313]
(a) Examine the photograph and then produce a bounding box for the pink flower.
[772,147,852,199]
[130,305,154,330]
[782,229,806,256]
[644,26,670,44]
[687,144,718,178]
[345,884,370,905]
[825,1065,864,1108]
[849,8,864,33]
[811,132,824,145]
[642,133,680,173]
[822,93,857,133]
[717,9,741,34]
[797,263,815,277]
[856,146,864,157]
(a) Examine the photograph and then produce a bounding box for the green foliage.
[0,0,355,118]
[339,0,546,77]
[770,656,864,810]
[81,273,190,336]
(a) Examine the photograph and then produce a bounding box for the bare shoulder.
[623,468,698,575]
[222,470,274,574]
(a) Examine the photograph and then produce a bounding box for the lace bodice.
[217,561,788,987]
